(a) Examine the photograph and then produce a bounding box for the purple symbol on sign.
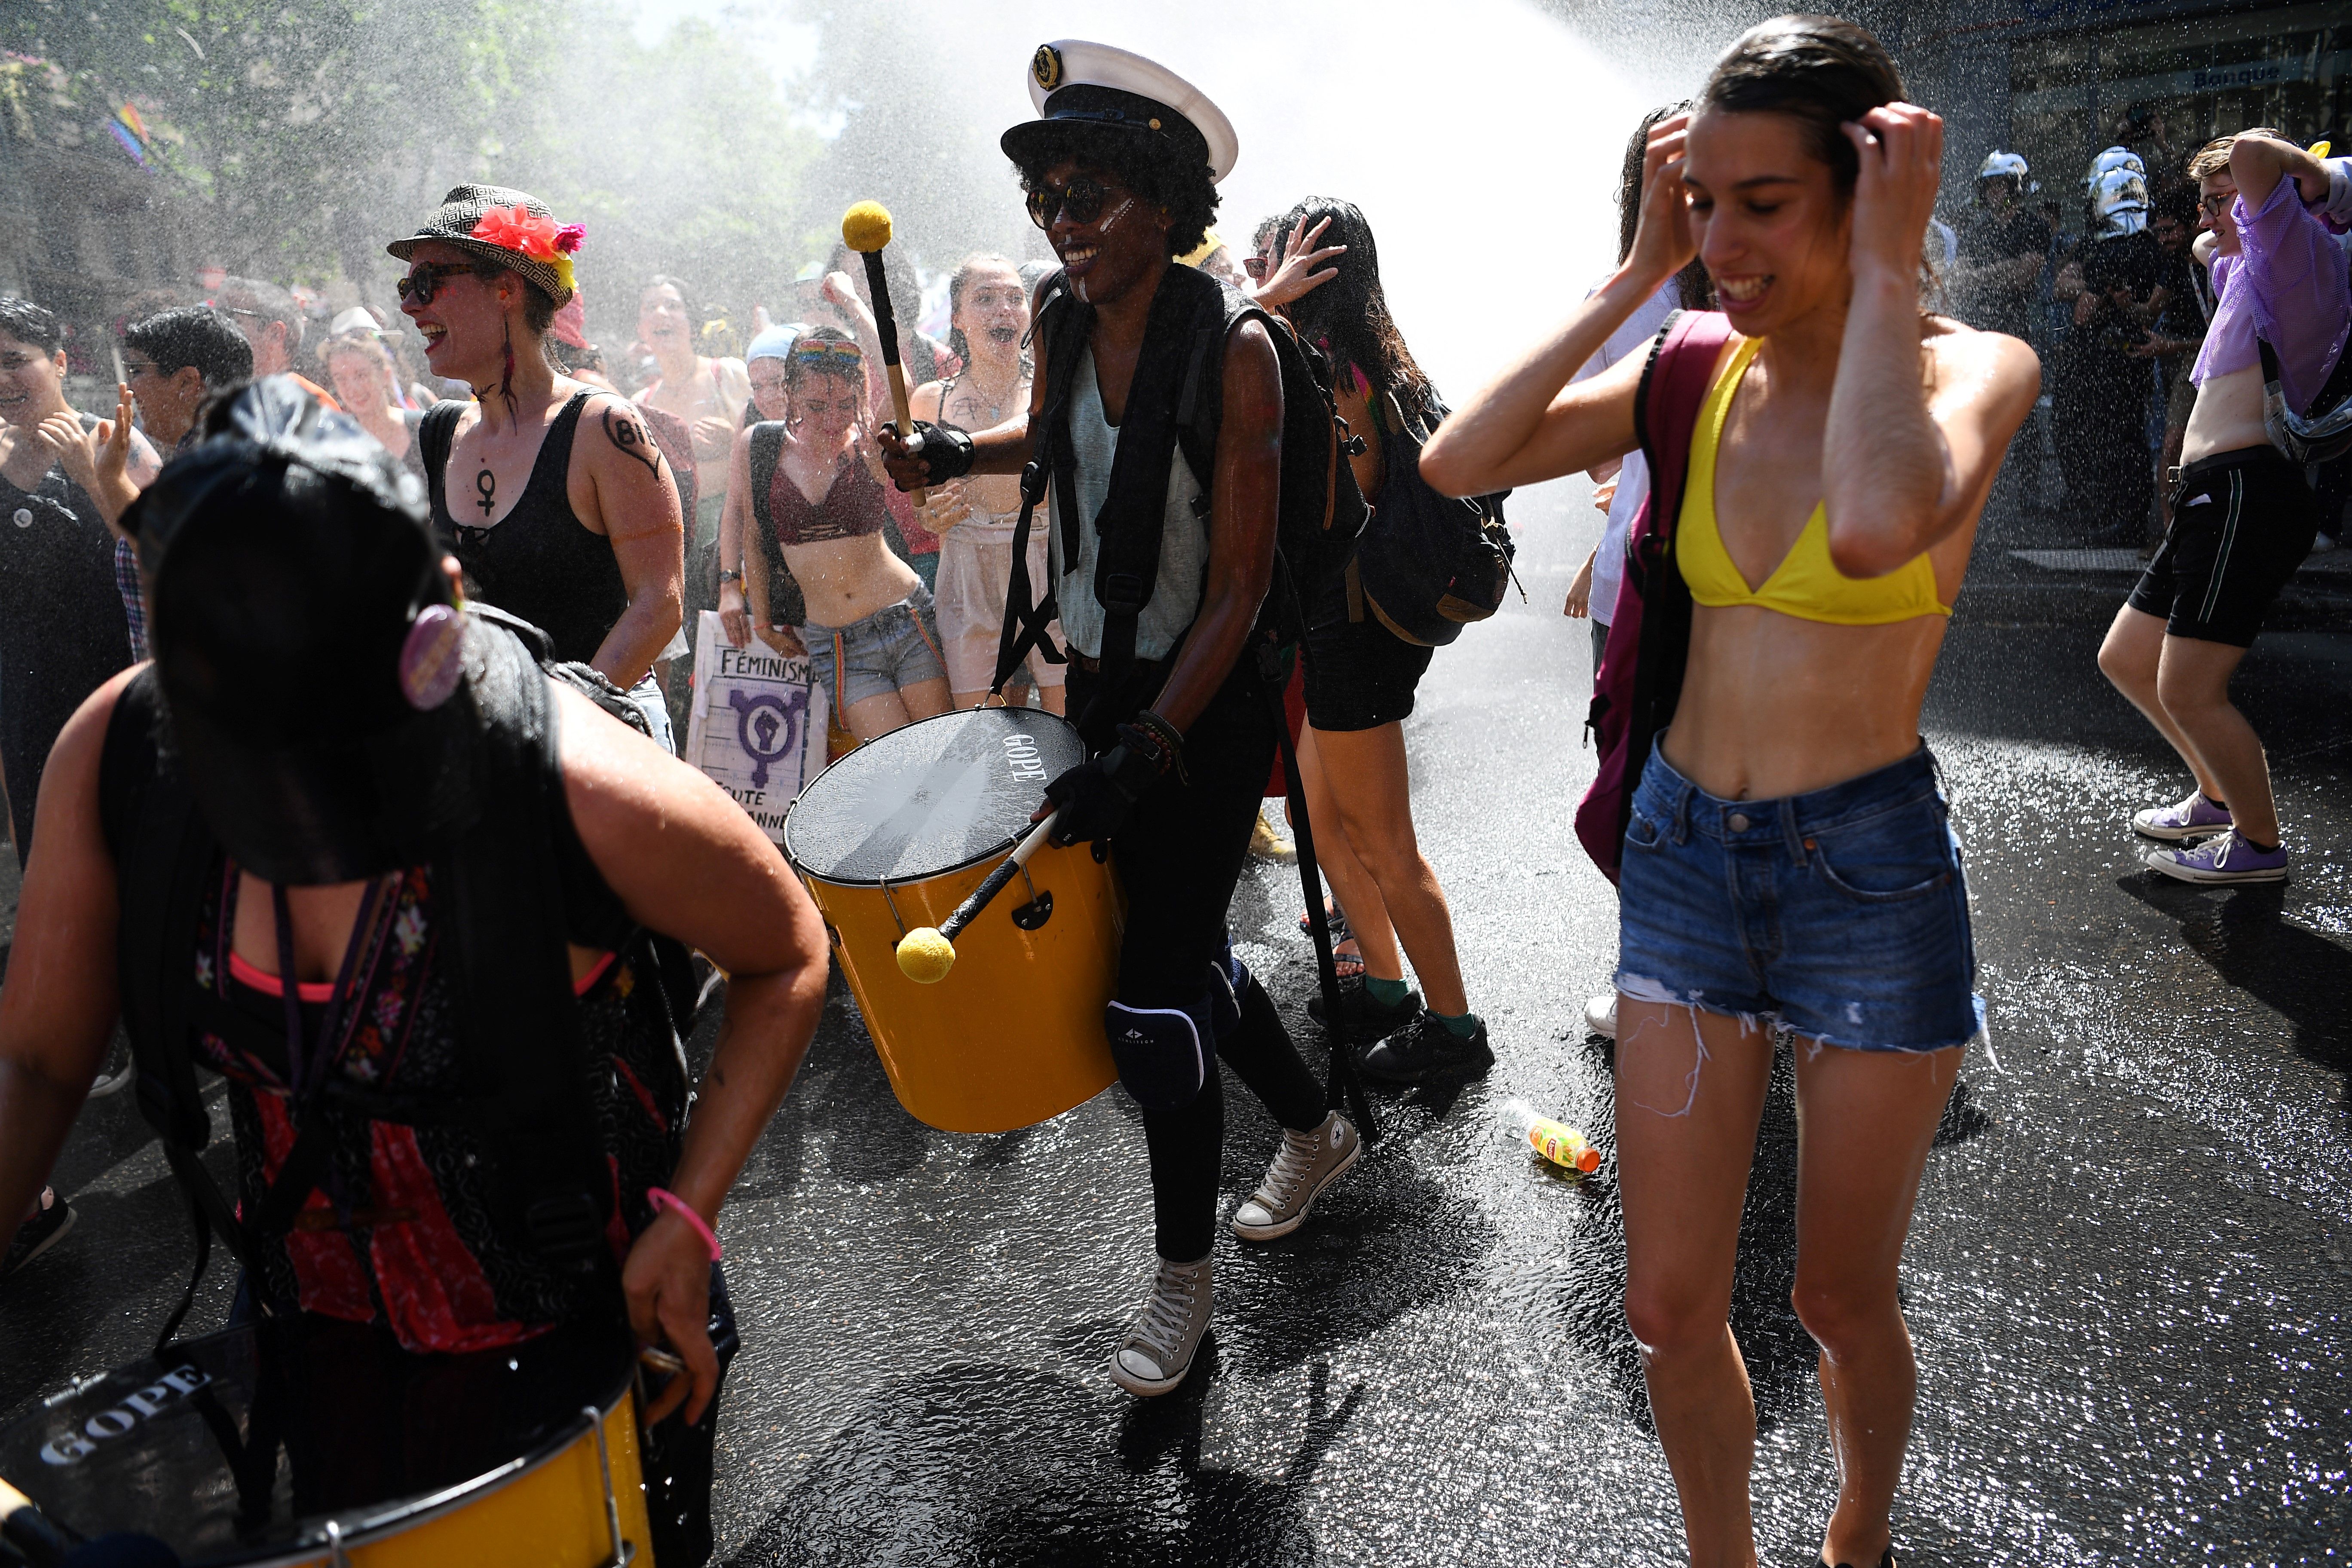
[728,687,805,790]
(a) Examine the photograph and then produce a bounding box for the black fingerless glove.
[1043,741,1168,847]
[911,420,975,482]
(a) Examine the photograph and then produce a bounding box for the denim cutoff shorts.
[1615,738,1984,1053]
[802,582,947,710]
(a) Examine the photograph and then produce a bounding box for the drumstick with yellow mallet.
[896,810,1063,983]
[840,200,928,506]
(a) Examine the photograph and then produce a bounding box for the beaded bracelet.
[646,1187,722,1262]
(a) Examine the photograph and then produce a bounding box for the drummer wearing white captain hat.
[883,38,1363,1402]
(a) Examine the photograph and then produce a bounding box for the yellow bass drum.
[784,707,1122,1133]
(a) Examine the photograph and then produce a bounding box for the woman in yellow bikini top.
[1678,334,1950,625]
[1418,19,2042,1568]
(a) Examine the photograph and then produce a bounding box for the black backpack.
[1348,389,1516,646]
[992,262,1369,692]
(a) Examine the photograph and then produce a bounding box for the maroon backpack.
[1575,309,1735,884]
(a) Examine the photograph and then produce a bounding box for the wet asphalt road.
[3,477,2349,1566]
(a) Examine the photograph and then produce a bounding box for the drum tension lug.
[879,878,907,938]
[586,1403,636,1565]
[1011,863,1053,931]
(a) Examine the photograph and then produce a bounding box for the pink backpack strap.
[1574,309,1736,884]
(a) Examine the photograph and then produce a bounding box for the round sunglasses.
[1026,174,1116,232]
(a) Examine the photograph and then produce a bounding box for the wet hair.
[1700,15,1906,199]
[946,252,1023,363]
[782,325,861,383]
[1012,126,1220,259]
[1615,105,1717,310]
[1270,197,1432,408]
[126,307,254,388]
[0,295,64,353]
[2187,130,2278,184]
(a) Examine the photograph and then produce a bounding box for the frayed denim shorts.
[1614,738,1984,1053]
[802,582,947,710]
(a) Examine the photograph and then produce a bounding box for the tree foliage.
[2,0,824,346]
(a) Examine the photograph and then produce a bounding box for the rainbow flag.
[107,104,148,166]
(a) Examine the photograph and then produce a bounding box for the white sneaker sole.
[2132,815,2230,842]
[2145,850,2287,884]
[1229,1132,1362,1243]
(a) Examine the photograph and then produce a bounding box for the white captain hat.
[1001,40,1239,186]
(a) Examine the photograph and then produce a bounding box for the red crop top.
[768,448,894,548]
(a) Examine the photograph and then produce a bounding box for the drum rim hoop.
[783,707,1087,887]
[3,1334,637,1560]
[285,1377,635,1556]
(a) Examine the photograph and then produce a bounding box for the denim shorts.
[802,582,947,710]
[1615,738,1984,1053]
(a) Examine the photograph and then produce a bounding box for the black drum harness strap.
[986,263,1377,1139]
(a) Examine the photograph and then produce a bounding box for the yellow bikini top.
[1677,336,1951,625]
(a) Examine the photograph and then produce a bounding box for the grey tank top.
[1050,349,1207,662]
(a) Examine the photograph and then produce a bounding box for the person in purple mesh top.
[2098,129,2351,885]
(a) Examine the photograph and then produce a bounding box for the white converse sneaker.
[1583,992,1617,1040]
[1110,1255,1213,1397]
[1231,1112,1360,1242]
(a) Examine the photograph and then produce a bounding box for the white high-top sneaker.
[1231,1112,1359,1242]
[1110,1254,1213,1397]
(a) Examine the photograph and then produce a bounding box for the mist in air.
[768,0,1673,397]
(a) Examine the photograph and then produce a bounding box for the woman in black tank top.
[388,189,683,746]
[421,391,629,665]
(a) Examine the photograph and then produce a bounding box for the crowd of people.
[0,12,2343,1568]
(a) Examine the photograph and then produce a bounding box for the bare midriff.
[786,534,921,628]
[2180,364,2269,465]
[1660,602,1954,802]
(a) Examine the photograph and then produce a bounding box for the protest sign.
[684,610,828,844]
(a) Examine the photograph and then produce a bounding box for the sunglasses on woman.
[1026,174,1116,231]
[395,263,473,306]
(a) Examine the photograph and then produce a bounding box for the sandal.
[1331,937,1365,980]
[1298,900,1349,944]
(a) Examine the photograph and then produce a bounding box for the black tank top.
[422,393,630,665]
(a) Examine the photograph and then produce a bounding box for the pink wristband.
[646,1187,721,1262]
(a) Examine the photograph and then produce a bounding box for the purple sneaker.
[2133,790,2233,842]
[2146,830,2288,885]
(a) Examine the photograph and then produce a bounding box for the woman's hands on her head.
[1627,113,1697,288]
[1844,103,1944,290]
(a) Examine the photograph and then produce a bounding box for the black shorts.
[2127,447,2318,647]
[1302,612,1435,732]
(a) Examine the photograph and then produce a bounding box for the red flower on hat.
[470,204,563,263]
[554,223,586,255]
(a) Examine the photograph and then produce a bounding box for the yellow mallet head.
[842,201,894,255]
[895,925,955,984]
